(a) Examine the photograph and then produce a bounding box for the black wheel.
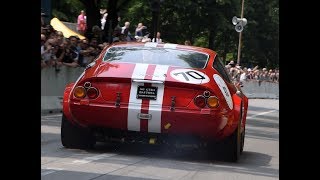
[221,121,241,162]
[61,114,95,149]
[208,122,241,162]
[207,123,241,162]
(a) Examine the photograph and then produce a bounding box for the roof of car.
[108,42,216,55]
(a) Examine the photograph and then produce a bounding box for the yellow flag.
[50,17,85,40]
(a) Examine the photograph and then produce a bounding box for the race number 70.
[173,71,205,81]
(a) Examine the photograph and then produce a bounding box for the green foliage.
[242,0,279,68]
[51,0,279,68]
[226,53,234,61]
[52,9,69,21]
[194,34,209,47]
[52,0,85,22]
[120,1,152,32]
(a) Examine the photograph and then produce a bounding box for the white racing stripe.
[148,65,169,133]
[128,63,149,131]
[163,43,177,49]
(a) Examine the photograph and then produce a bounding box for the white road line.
[70,153,112,165]
[247,109,278,119]
[41,167,64,176]
[42,114,62,118]
[41,170,56,176]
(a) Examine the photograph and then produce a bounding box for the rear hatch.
[92,62,208,108]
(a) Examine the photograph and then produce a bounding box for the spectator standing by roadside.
[184,40,191,45]
[246,68,253,80]
[240,68,247,82]
[152,32,162,43]
[135,23,146,41]
[61,36,80,67]
[77,10,87,35]
[100,9,108,30]
[121,21,131,41]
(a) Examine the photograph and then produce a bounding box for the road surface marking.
[41,167,64,176]
[42,114,62,118]
[70,153,113,165]
[247,109,278,119]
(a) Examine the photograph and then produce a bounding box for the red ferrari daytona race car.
[61,42,249,162]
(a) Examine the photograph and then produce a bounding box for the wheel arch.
[62,82,75,123]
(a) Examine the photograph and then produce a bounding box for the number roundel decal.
[170,69,210,84]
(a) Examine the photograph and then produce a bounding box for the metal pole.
[237,0,245,65]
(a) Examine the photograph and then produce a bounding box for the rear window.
[103,46,209,69]
[213,56,232,83]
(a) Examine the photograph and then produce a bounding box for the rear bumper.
[68,101,233,139]
[91,127,213,146]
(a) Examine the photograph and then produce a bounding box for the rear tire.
[61,114,95,149]
[208,122,241,162]
[224,122,241,162]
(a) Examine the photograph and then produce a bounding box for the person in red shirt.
[77,10,87,35]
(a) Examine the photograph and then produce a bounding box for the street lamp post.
[232,0,246,65]
[237,0,245,65]
[150,0,161,40]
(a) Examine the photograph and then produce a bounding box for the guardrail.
[241,81,279,99]
[41,66,279,114]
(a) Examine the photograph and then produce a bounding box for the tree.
[242,0,279,68]
[50,0,279,68]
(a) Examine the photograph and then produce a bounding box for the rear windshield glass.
[103,46,209,69]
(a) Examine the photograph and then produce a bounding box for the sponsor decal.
[213,74,233,110]
[170,69,210,84]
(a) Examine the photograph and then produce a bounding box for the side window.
[213,56,232,83]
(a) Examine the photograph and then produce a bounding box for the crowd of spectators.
[41,10,165,70]
[41,25,107,70]
[226,60,279,83]
[41,10,279,84]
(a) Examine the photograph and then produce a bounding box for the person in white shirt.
[100,9,108,30]
[152,32,162,43]
[121,22,130,34]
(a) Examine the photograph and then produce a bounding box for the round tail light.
[74,86,86,98]
[203,91,210,98]
[194,95,206,108]
[84,82,92,88]
[207,96,219,108]
[87,87,99,99]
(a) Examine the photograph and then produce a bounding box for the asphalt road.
[41,99,279,180]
